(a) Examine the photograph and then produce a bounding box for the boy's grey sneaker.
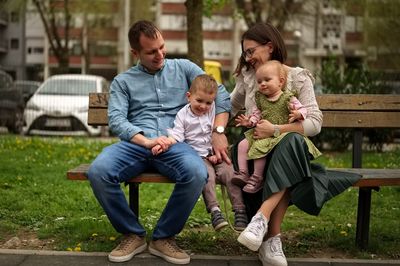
[237,212,268,251]
[108,234,147,262]
[149,237,190,265]
[234,209,248,231]
[258,234,287,266]
[211,210,228,231]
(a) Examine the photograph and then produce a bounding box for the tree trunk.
[32,0,70,74]
[185,0,204,69]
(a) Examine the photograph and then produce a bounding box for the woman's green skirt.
[232,133,361,217]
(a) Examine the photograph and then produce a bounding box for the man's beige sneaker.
[148,237,190,264]
[108,234,147,262]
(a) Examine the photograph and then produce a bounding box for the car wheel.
[8,109,24,134]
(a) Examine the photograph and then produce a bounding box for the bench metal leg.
[352,129,371,249]
[356,187,371,249]
[128,183,139,216]
[352,130,363,168]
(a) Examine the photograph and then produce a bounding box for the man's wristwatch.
[273,125,280,138]
[213,126,225,134]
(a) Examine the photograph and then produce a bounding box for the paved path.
[0,249,399,266]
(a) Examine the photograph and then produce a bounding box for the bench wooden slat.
[67,164,400,187]
[88,109,400,128]
[89,93,400,111]
[88,109,108,125]
[87,93,400,128]
[317,94,400,111]
[322,111,400,128]
[67,164,173,183]
[89,92,108,108]
[331,168,400,187]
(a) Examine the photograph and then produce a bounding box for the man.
[87,20,231,264]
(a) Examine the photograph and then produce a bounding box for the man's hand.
[212,132,231,165]
[151,144,163,155]
[146,136,175,155]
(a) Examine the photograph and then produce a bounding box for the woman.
[230,22,360,266]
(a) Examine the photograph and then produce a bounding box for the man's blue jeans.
[87,141,207,239]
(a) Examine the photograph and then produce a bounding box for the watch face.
[216,126,224,133]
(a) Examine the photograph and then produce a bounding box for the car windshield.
[38,79,97,96]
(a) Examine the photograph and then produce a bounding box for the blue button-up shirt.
[108,59,231,141]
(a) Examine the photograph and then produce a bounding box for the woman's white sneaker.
[258,234,287,266]
[237,212,268,251]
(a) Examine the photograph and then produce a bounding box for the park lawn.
[0,135,399,259]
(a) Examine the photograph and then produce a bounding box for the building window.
[27,47,44,54]
[10,11,19,22]
[34,47,44,54]
[10,39,19,49]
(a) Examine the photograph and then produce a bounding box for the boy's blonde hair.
[189,74,218,95]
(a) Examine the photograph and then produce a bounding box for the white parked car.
[23,74,109,136]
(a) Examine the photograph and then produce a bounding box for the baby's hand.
[288,110,302,123]
[235,114,251,127]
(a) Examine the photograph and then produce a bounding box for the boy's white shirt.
[167,102,215,157]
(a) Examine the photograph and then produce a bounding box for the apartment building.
[0,0,26,80]
[1,0,397,88]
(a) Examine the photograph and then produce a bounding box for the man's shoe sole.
[148,246,190,265]
[108,243,147,263]
[237,233,262,251]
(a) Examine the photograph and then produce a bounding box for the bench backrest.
[88,93,400,128]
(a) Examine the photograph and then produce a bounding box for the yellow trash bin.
[204,60,222,84]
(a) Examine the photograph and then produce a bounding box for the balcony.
[0,39,7,53]
[0,12,8,26]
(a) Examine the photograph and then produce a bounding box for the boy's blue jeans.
[88,141,207,239]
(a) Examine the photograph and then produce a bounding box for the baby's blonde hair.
[257,60,287,88]
[189,74,218,96]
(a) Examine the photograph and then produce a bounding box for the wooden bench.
[67,93,400,249]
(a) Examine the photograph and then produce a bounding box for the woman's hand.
[253,119,274,139]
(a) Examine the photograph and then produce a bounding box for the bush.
[314,57,392,151]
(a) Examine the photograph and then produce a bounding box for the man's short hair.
[128,20,161,51]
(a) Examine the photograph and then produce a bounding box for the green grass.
[0,135,399,259]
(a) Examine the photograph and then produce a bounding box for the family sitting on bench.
[87,20,360,266]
